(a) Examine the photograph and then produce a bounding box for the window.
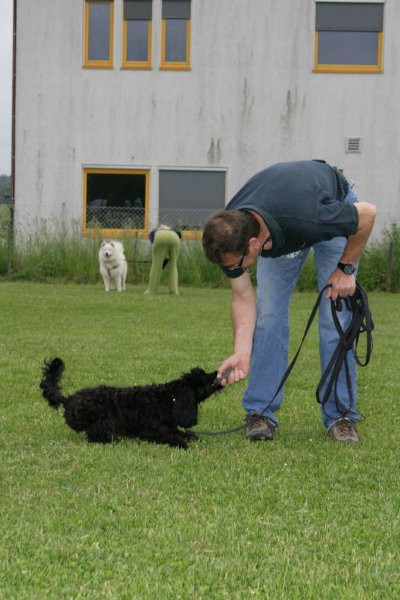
[122,0,153,69]
[83,168,149,236]
[158,170,226,236]
[314,2,384,73]
[161,0,191,70]
[84,0,114,68]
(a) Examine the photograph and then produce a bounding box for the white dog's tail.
[40,357,67,409]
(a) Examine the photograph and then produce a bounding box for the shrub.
[1,218,398,291]
[294,224,400,293]
[358,223,400,292]
[0,204,11,273]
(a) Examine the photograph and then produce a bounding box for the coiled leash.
[187,280,374,437]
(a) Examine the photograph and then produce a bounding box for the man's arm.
[327,202,376,300]
[217,271,256,385]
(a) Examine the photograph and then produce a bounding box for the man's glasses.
[224,244,248,271]
[223,235,271,271]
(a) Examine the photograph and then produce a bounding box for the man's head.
[202,210,262,270]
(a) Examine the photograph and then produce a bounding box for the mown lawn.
[0,282,399,599]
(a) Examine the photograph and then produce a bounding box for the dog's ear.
[182,368,207,385]
[110,242,114,247]
[181,368,218,392]
[189,368,207,377]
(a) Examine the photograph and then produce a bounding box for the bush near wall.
[0,209,398,292]
[358,223,400,292]
[0,175,11,204]
[0,204,10,273]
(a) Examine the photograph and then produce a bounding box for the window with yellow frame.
[83,0,114,68]
[122,0,153,69]
[314,2,384,74]
[160,0,191,70]
[83,168,149,237]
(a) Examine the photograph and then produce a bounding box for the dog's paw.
[168,434,190,449]
[169,439,189,449]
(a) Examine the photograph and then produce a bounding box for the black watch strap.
[337,261,356,275]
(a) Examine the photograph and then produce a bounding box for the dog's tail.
[40,357,67,409]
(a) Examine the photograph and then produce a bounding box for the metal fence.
[86,207,145,229]
[158,207,217,230]
[86,206,217,230]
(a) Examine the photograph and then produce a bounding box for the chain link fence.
[158,207,217,230]
[86,206,217,231]
[86,206,145,229]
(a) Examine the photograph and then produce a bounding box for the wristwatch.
[337,261,356,275]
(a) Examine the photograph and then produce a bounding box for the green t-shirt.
[222,160,358,278]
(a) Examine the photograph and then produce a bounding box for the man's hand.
[325,202,376,301]
[327,268,356,301]
[326,201,376,302]
[216,354,250,386]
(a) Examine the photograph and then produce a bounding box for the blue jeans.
[242,185,360,431]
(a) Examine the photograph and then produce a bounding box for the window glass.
[126,20,149,62]
[85,172,147,231]
[165,19,187,62]
[159,171,226,231]
[318,31,379,65]
[88,3,111,61]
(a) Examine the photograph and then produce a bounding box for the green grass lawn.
[0,282,399,599]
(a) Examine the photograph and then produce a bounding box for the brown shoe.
[246,413,275,441]
[329,418,359,444]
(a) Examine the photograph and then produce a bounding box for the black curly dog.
[40,358,223,448]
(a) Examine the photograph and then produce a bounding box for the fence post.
[8,0,17,276]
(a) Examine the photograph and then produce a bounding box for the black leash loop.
[316,281,374,414]
[188,280,373,437]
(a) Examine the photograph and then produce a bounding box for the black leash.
[316,281,374,420]
[187,280,374,437]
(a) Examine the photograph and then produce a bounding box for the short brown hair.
[202,210,260,264]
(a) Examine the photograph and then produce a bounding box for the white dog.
[99,241,128,292]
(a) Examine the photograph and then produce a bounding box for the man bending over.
[202,160,376,444]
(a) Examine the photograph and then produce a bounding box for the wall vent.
[345,137,362,154]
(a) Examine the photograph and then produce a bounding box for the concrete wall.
[15,0,399,237]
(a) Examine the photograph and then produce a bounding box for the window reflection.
[165,19,187,62]
[88,3,111,61]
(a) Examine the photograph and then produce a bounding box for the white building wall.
[15,0,400,236]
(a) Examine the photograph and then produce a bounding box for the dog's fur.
[99,241,127,292]
[40,358,223,448]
